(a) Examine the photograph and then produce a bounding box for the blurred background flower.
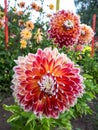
[48,10,81,47]
[77,24,94,45]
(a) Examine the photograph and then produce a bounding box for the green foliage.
[1,1,98,130]
[3,104,72,130]
[0,3,53,100]
[74,0,98,35]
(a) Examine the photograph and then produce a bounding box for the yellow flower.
[13,18,16,22]
[48,4,54,10]
[82,46,91,53]
[20,28,32,40]
[34,28,43,43]
[20,39,27,48]
[25,21,34,30]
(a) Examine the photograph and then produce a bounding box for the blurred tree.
[74,0,98,35]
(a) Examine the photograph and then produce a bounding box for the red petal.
[49,59,55,72]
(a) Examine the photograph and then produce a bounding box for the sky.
[0,0,76,12]
[0,0,76,22]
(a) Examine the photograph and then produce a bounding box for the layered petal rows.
[12,47,84,118]
[77,24,94,45]
[48,10,81,47]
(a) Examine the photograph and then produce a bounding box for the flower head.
[12,47,84,118]
[20,28,32,40]
[82,45,91,53]
[18,1,25,8]
[18,19,24,27]
[16,11,24,16]
[20,39,27,49]
[77,24,94,45]
[25,21,34,30]
[31,2,41,11]
[75,44,84,52]
[34,28,43,43]
[48,10,81,47]
[48,4,54,10]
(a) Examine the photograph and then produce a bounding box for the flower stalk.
[56,0,60,11]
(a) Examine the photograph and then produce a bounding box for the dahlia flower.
[18,19,24,27]
[16,11,24,16]
[82,45,91,53]
[48,10,81,47]
[25,21,34,30]
[75,44,84,52]
[20,28,32,40]
[77,24,94,45]
[18,1,25,8]
[12,47,84,118]
[34,28,43,43]
[31,2,41,12]
[20,39,27,49]
[48,4,54,10]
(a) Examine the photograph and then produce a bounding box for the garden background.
[0,0,98,130]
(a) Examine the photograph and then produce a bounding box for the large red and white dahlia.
[48,10,81,47]
[12,47,84,118]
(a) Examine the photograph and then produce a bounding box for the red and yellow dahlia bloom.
[77,24,94,45]
[48,10,81,47]
[12,47,84,118]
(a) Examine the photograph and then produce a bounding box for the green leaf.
[3,104,22,113]
[26,114,35,126]
[41,118,50,130]
[83,74,93,79]
[7,114,20,123]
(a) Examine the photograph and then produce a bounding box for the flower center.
[63,20,74,30]
[38,75,58,95]
[81,30,85,35]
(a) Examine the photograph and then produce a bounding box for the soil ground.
[0,96,98,130]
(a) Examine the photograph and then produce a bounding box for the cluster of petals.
[77,24,94,45]
[12,47,84,118]
[20,28,32,40]
[75,44,84,52]
[48,4,54,10]
[20,39,27,49]
[18,1,25,8]
[25,21,35,31]
[34,28,43,43]
[48,10,81,47]
[16,11,24,16]
[31,2,41,12]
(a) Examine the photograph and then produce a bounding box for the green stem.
[56,0,60,11]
